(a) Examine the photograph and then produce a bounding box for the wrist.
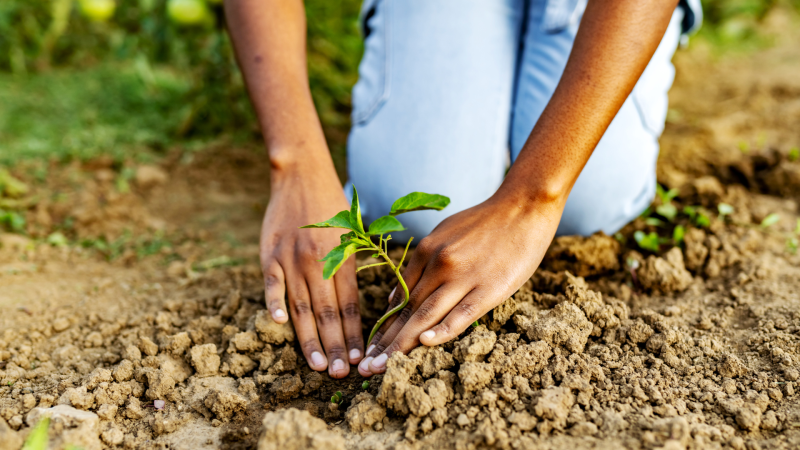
[492,173,570,217]
[268,146,342,192]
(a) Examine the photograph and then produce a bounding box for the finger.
[368,283,467,375]
[335,257,363,365]
[364,267,440,352]
[364,285,401,351]
[306,269,349,379]
[284,265,328,372]
[358,285,398,377]
[263,260,288,323]
[419,288,490,347]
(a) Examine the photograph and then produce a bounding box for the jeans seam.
[354,0,391,125]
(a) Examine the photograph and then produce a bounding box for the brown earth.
[2,10,800,450]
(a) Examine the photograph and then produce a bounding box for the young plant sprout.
[331,391,344,404]
[302,186,451,344]
[362,380,370,390]
[717,203,734,217]
[760,213,780,228]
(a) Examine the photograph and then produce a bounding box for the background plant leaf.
[350,185,365,234]
[760,213,780,228]
[368,215,406,235]
[300,210,352,230]
[22,417,50,450]
[319,241,359,279]
[390,192,450,216]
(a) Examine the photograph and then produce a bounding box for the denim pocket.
[352,0,390,125]
[540,0,581,33]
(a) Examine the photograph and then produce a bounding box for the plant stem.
[366,236,413,344]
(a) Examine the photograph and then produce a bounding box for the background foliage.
[0,0,796,169]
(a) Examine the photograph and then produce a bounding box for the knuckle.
[291,299,312,316]
[415,238,435,258]
[384,342,402,356]
[373,342,387,354]
[396,306,413,325]
[264,274,282,289]
[438,322,453,336]
[267,299,284,310]
[432,247,455,268]
[298,240,324,259]
[341,302,361,320]
[370,331,384,347]
[325,344,346,358]
[315,305,340,325]
[458,301,479,319]
[346,335,362,350]
[413,301,436,323]
[300,339,319,354]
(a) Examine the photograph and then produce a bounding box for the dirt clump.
[258,408,345,450]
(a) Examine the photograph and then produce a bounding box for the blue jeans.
[347,0,686,239]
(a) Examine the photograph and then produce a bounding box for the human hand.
[260,167,363,378]
[357,193,563,376]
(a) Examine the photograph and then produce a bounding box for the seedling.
[633,231,662,253]
[760,213,780,228]
[22,417,49,450]
[331,391,343,404]
[683,206,710,228]
[362,380,370,390]
[302,186,451,344]
[717,203,734,217]
[788,147,799,162]
[654,185,680,222]
[672,225,686,246]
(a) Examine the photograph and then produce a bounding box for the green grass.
[0,63,196,165]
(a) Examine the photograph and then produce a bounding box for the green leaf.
[656,184,679,203]
[634,230,661,252]
[717,203,734,216]
[368,215,406,235]
[340,231,357,244]
[22,417,50,450]
[794,218,800,235]
[672,225,685,246]
[760,213,780,228]
[300,210,353,230]
[319,241,360,280]
[390,192,450,216]
[645,217,665,227]
[789,147,799,162]
[47,232,68,247]
[655,204,677,222]
[350,185,365,234]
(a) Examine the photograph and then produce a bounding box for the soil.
[2,10,800,450]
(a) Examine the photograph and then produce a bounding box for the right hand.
[260,164,363,378]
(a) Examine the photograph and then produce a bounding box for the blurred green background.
[0,0,797,172]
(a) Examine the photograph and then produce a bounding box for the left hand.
[358,192,564,376]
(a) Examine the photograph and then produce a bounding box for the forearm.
[497,0,678,209]
[224,0,337,181]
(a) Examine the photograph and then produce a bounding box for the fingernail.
[370,353,388,370]
[349,349,361,360]
[359,357,373,375]
[310,351,325,368]
[331,359,345,373]
[273,309,286,319]
[366,344,376,355]
[421,330,436,340]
